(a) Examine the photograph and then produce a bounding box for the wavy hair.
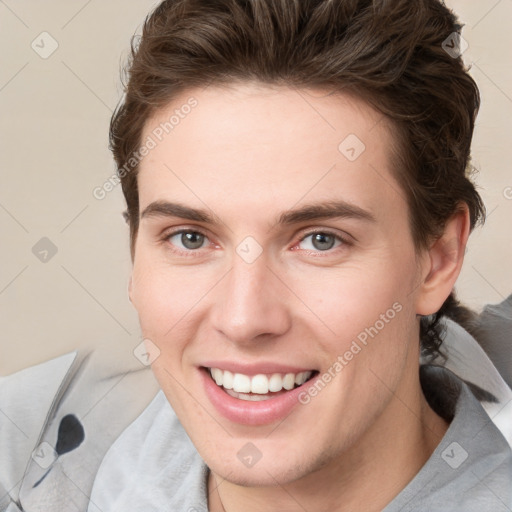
[110,0,485,356]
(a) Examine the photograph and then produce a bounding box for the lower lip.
[201,368,316,426]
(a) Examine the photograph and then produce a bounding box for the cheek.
[290,253,417,346]
[130,256,216,338]
[292,264,418,441]
[130,260,208,405]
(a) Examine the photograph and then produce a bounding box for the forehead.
[137,83,406,228]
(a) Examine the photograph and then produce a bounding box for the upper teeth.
[209,368,312,394]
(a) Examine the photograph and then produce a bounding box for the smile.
[208,367,315,401]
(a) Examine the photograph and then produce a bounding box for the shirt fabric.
[1,310,512,511]
[87,368,512,512]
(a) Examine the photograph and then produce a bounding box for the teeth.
[283,373,295,390]
[209,368,313,394]
[211,368,223,386]
[223,370,234,389]
[232,373,251,393]
[225,389,272,401]
[268,373,282,392]
[251,374,268,394]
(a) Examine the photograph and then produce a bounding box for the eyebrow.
[140,199,376,226]
[141,201,219,223]
[277,200,376,225]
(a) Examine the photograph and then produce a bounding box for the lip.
[200,360,314,376]
[200,367,318,426]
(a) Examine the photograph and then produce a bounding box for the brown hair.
[110,0,485,355]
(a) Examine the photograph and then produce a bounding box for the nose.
[211,255,292,346]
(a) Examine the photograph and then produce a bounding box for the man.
[1,1,511,511]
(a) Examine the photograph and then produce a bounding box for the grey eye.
[169,231,207,250]
[181,232,205,249]
[299,232,341,251]
[312,233,336,250]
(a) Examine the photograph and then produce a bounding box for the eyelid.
[161,226,214,254]
[300,227,351,242]
[162,226,208,239]
[291,227,353,252]
[160,225,353,256]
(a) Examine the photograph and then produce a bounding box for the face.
[130,83,427,486]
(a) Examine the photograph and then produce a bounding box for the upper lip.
[201,361,316,376]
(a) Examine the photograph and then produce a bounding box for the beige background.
[1,0,511,375]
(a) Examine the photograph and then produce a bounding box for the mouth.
[206,367,318,401]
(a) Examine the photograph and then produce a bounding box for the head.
[111,0,484,487]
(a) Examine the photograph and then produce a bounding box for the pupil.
[182,232,204,249]
[312,233,335,251]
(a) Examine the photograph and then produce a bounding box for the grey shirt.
[88,368,512,512]
[1,311,511,511]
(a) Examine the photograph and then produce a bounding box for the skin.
[129,82,470,511]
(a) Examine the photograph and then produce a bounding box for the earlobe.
[415,206,471,316]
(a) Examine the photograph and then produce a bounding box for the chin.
[212,459,306,487]
[206,439,336,488]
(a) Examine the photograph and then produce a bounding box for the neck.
[208,369,448,512]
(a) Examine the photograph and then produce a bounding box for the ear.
[415,206,471,316]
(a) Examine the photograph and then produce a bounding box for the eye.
[167,230,208,250]
[298,232,343,251]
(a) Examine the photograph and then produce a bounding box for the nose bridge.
[212,251,290,343]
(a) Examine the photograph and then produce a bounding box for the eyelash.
[291,229,350,255]
[161,228,351,256]
[162,228,213,257]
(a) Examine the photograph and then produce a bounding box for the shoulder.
[0,351,80,494]
[423,316,512,446]
[395,312,512,512]
[469,294,512,388]
[88,390,208,512]
[0,349,159,511]
[387,371,512,511]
